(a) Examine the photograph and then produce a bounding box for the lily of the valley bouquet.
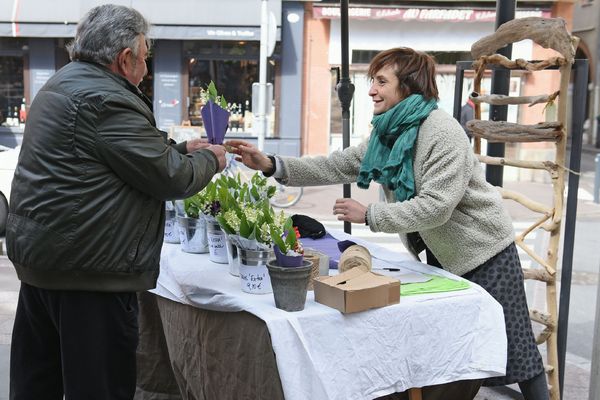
[215,172,282,251]
[270,216,305,267]
[200,81,230,145]
[183,180,220,220]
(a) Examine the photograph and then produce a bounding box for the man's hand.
[206,145,227,172]
[186,138,210,153]
[224,139,272,173]
[333,198,367,224]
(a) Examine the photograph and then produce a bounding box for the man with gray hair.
[7,4,226,399]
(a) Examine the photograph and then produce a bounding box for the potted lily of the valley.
[163,200,180,244]
[215,172,276,276]
[270,218,305,267]
[176,191,209,254]
[267,216,314,312]
[218,200,280,294]
[198,180,228,263]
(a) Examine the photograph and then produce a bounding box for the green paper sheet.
[401,274,470,296]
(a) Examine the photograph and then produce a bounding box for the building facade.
[0,0,308,156]
[300,1,577,182]
[572,0,600,147]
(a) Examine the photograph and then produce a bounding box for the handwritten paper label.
[208,231,228,263]
[178,225,188,246]
[239,264,272,294]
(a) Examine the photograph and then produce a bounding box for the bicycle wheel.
[269,184,303,208]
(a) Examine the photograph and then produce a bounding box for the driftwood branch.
[530,309,556,329]
[498,188,554,216]
[467,120,563,143]
[470,91,560,107]
[471,17,576,62]
[477,155,558,172]
[472,54,567,73]
[522,268,553,282]
[537,328,553,345]
[542,219,561,233]
[516,238,556,275]
[517,216,550,242]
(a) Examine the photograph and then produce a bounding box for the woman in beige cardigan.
[226,47,547,400]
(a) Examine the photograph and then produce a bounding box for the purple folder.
[300,233,344,269]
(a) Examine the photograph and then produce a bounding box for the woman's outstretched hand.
[225,139,273,173]
[333,198,368,224]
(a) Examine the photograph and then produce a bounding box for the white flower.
[223,210,241,232]
[244,207,259,224]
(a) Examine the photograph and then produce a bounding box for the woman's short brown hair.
[368,47,439,101]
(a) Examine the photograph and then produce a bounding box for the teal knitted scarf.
[357,94,438,201]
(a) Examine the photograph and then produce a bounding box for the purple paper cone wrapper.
[201,100,230,144]
[337,240,357,253]
[274,245,305,267]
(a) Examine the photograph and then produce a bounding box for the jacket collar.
[75,60,153,111]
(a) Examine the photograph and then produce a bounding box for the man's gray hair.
[68,4,150,66]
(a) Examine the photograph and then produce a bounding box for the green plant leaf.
[285,226,297,249]
[239,217,252,238]
[183,197,200,218]
[207,81,218,102]
[250,186,259,201]
[270,226,287,252]
[216,215,235,235]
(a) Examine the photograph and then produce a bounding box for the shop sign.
[156,72,182,130]
[205,28,257,39]
[313,6,551,22]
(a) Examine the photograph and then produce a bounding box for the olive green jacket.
[8,61,218,291]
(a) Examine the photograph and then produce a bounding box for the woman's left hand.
[333,198,367,223]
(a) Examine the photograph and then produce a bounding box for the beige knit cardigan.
[277,109,514,276]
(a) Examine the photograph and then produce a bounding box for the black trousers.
[10,282,139,400]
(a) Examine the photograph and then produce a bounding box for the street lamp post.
[338,0,355,235]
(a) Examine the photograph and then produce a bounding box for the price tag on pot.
[208,231,228,263]
[239,264,273,294]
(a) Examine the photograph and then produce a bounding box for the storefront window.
[184,41,277,135]
[0,38,26,127]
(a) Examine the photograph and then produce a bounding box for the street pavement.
[0,146,599,400]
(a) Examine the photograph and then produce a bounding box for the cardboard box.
[313,267,400,313]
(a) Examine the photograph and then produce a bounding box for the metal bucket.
[226,236,239,276]
[206,218,228,264]
[237,247,274,294]
[176,216,208,253]
[163,205,180,244]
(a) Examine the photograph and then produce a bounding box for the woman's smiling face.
[368,64,405,115]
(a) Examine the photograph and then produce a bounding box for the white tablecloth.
[151,230,507,400]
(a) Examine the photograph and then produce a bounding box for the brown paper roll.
[303,253,320,291]
[338,245,371,273]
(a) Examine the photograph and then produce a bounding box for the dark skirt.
[462,242,545,386]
